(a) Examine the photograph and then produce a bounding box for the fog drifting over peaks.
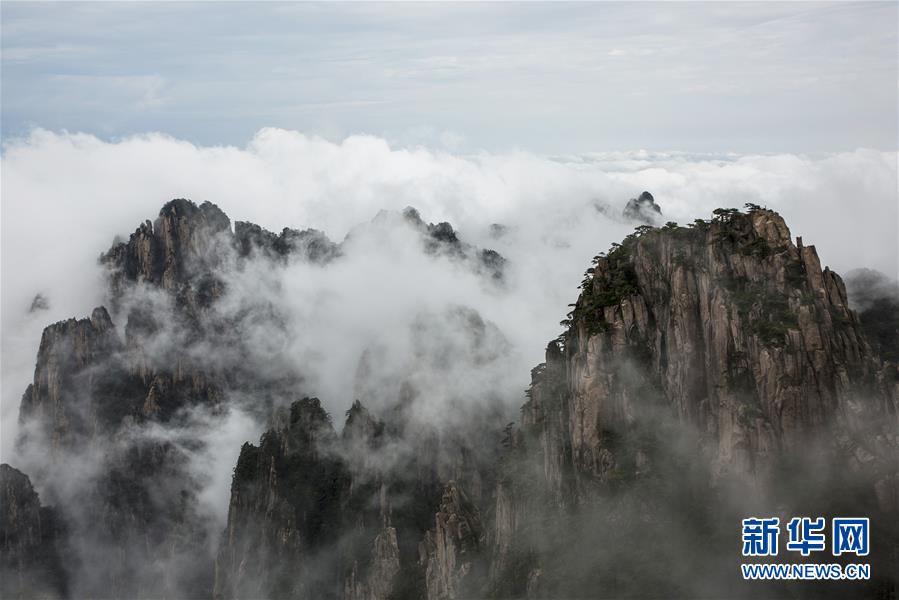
[1,128,897,461]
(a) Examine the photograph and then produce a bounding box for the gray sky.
[2,1,896,153]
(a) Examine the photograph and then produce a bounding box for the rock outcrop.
[0,465,65,600]
[215,394,498,600]
[401,206,506,281]
[494,206,899,597]
[104,199,230,286]
[11,198,510,600]
[6,198,898,599]
[215,397,348,599]
[234,221,341,263]
[18,307,140,452]
[623,191,662,224]
[29,294,49,313]
[557,208,896,490]
[14,250,226,600]
[419,482,485,600]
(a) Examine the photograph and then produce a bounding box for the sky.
[1,2,897,458]
[0,4,897,594]
[2,1,897,154]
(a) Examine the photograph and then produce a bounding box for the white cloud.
[1,128,896,461]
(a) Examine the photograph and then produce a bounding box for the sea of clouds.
[2,128,897,465]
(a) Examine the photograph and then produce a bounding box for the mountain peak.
[623,190,663,224]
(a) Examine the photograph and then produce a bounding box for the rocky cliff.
[3,199,897,599]
[558,207,896,488]
[418,481,485,600]
[6,199,507,599]
[0,465,65,599]
[103,198,232,297]
[622,191,663,224]
[214,394,495,600]
[11,201,237,599]
[214,397,349,599]
[18,307,139,451]
[494,206,898,597]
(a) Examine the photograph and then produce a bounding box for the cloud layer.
[2,128,897,463]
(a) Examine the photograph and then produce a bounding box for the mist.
[3,129,897,458]
[1,130,897,597]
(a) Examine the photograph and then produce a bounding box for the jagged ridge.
[4,200,897,600]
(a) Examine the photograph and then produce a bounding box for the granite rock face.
[10,199,508,599]
[418,482,485,600]
[556,208,896,491]
[14,203,230,597]
[234,221,341,264]
[401,206,507,282]
[215,394,496,600]
[623,191,663,224]
[15,300,215,597]
[0,465,65,600]
[103,198,232,302]
[18,306,139,452]
[214,397,348,599]
[6,199,898,599]
[494,207,898,597]
[14,201,274,598]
